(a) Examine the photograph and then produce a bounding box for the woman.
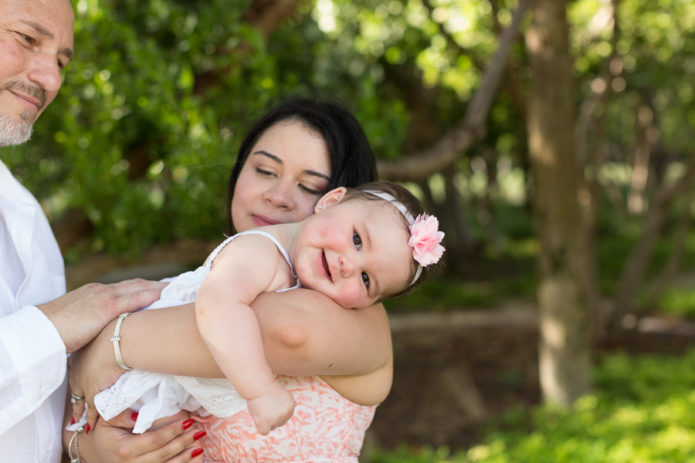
[67,98,390,462]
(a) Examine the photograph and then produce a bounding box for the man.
[0,1,198,460]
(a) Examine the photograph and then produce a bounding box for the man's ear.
[315,187,347,213]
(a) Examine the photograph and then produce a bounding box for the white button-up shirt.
[0,159,67,462]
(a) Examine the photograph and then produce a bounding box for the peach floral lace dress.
[200,375,376,462]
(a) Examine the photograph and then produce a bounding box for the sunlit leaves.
[3,0,693,257]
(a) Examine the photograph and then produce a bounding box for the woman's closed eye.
[298,183,323,196]
[255,167,276,177]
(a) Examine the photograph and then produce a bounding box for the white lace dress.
[82,230,299,434]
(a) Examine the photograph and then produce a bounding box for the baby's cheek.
[335,283,363,308]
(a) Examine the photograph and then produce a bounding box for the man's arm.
[0,306,66,435]
[38,279,167,353]
[0,279,165,434]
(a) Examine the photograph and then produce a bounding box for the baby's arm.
[253,289,393,405]
[195,235,295,434]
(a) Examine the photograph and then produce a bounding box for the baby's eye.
[352,231,362,249]
[361,271,370,288]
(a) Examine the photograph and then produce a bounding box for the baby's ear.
[315,187,347,213]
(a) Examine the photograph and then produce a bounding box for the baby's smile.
[321,251,332,281]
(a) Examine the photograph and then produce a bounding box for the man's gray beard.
[0,111,33,146]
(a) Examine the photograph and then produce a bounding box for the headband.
[364,190,445,286]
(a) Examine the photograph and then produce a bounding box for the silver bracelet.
[111,313,133,370]
[68,426,83,463]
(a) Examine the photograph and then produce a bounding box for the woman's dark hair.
[226,97,377,233]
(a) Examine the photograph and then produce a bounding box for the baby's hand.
[246,381,295,435]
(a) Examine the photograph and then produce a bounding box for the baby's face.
[291,198,414,308]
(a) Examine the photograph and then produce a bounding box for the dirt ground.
[366,307,695,452]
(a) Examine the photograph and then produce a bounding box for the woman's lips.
[252,214,278,227]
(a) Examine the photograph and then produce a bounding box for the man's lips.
[8,90,42,112]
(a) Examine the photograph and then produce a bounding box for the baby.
[70,181,444,435]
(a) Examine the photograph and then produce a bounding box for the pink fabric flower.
[408,214,445,266]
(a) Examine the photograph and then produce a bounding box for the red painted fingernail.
[69,417,75,425]
[190,448,204,458]
[85,423,91,434]
[131,411,139,421]
[193,430,207,440]
[182,418,194,430]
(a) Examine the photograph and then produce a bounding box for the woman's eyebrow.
[304,169,330,181]
[252,150,330,181]
[252,150,282,163]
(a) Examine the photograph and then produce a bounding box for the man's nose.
[27,53,62,97]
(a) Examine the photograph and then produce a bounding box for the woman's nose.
[264,181,294,209]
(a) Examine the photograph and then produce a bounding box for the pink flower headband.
[364,190,445,285]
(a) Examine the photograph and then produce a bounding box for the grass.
[364,348,695,463]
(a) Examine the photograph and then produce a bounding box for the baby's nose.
[339,255,354,277]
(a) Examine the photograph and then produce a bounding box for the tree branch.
[377,0,530,181]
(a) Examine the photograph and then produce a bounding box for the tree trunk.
[643,189,694,311]
[574,0,620,338]
[442,165,473,274]
[627,101,655,214]
[609,155,695,326]
[526,0,592,405]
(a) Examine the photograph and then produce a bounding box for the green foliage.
[2,0,412,257]
[365,349,695,462]
[657,288,695,318]
[388,278,500,312]
[2,0,694,302]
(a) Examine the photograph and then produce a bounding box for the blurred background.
[4,0,695,461]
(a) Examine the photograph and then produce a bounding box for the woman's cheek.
[298,201,320,221]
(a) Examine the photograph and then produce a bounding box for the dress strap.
[204,230,300,291]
